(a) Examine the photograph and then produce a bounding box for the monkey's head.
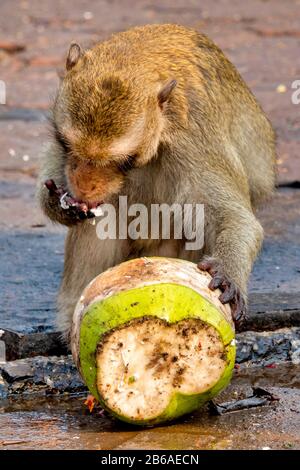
[52,43,177,206]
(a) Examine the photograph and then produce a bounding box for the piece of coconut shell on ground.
[71,257,236,426]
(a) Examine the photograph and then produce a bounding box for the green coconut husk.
[71,257,235,426]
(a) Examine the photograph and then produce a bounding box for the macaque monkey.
[38,24,276,339]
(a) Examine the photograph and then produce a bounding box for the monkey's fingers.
[230,292,247,329]
[67,205,89,221]
[208,275,223,290]
[198,259,247,328]
[45,179,67,199]
[198,260,223,289]
[219,282,236,303]
[45,179,60,196]
[198,260,215,274]
[67,202,97,221]
[218,280,247,326]
[45,179,57,191]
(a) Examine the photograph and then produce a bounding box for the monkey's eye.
[52,123,71,154]
[56,132,71,153]
[117,155,136,173]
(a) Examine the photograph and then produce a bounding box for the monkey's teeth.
[60,192,70,210]
[90,206,104,217]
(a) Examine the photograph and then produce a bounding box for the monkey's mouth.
[45,180,104,218]
[60,191,104,213]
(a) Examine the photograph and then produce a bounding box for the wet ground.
[1,364,300,450]
[1,0,300,450]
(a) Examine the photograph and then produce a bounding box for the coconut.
[71,257,236,425]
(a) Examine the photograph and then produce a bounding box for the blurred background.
[0,0,299,333]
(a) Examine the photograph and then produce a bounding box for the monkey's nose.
[72,180,102,202]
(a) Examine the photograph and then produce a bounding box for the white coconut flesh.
[96,317,227,421]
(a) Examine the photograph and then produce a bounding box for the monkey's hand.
[198,259,247,329]
[44,179,96,223]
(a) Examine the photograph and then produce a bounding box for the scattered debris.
[0,41,26,53]
[276,84,287,93]
[0,440,29,446]
[84,394,97,413]
[252,387,279,401]
[248,27,300,38]
[83,11,93,20]
[209,387,279,415]
[278,181,300,189]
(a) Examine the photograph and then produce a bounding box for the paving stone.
[1,361,33,384]
[235,328,300,365]
[0,231,64,332]
[0,329,68,361]
[0,355,84,395]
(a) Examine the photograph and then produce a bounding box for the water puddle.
[1,363,300,450]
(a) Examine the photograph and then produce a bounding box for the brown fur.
[37,24,276,337]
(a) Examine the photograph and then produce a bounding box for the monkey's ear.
[66,43,83,71]
[158,79,177,107]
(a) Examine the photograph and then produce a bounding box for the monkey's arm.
[37,142,93,226]
[199,194,263,328]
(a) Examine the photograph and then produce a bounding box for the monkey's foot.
[198,259,247,328]
[45,179,97,221]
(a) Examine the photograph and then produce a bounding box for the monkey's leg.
[198,208,263,328]
[58,228,130,339]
